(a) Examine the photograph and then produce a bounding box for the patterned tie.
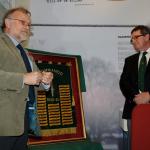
[138,52,147,92]
[16,44,35,104]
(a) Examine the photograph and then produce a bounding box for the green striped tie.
[138,52,147,92]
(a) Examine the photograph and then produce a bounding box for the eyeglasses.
[130,34,145,44]
[7,17,31,28]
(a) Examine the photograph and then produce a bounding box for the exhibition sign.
[28,50,86,144]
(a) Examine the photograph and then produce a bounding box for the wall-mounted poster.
[28,50,86,145]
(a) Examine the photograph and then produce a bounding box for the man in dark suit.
[0,7,53,150]
[120,25,150,149]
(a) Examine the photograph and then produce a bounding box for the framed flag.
[27,50,86,145]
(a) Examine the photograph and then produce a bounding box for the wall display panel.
[29,26,136,73]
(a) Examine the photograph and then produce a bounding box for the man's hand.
[23,71,42,85]
[41,71,53,85]
[134,92,150,104]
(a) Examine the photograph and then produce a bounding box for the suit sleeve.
[119,58,138,103]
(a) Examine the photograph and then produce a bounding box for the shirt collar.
[6,33,19,46]
[146,48,150,54]
[140,48,150,54]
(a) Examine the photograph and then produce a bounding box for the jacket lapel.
[1,33,26,71]
[146,57,150,74]
[132,53,140,85]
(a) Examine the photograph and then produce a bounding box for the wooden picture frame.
[28,51,86,145]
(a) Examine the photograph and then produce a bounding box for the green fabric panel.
[26,48,86,92]
[28,140,103,150]
[75,55,86,92]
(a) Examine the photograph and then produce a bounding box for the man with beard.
[0,7,53,150]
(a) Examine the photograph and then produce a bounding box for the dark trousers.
[0,105,29,150]
[0,133,28,150]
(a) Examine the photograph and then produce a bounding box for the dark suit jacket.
[0,33,38,136]
[120,52,150,119]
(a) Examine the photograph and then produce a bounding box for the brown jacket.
[0,33,37,135]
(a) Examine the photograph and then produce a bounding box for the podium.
[131,104,150,150]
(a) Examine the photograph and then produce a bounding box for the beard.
[18,31,30,42]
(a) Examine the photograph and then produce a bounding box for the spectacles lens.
[130,35,144,43]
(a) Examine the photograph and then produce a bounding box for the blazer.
[120,52,150,119]
[0,33,38,136]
